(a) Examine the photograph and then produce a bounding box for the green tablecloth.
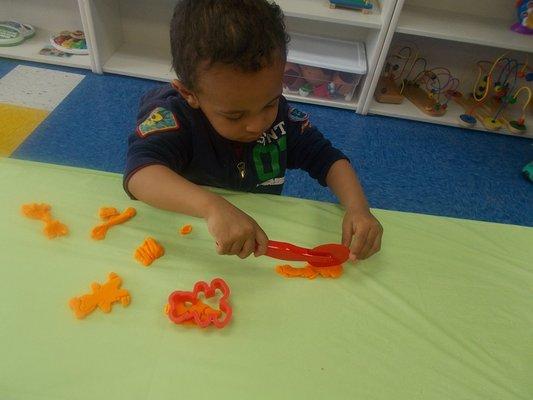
[1,158,532,399]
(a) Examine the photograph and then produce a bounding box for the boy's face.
[178,60,285,143]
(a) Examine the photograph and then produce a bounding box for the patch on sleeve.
[288,107,309,122]
[136,107,180,138]
[288,107,312,133]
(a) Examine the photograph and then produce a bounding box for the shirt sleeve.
[123,96,192,199]
[284,102,349,186]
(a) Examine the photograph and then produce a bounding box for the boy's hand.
[205,198,268,259]
[341,207,383,261]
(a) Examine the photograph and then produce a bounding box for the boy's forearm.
[326,159,369,212]
[127,164,223,218]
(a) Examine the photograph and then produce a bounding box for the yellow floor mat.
[0,103,49,156]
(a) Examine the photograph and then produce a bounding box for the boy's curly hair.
[170,0,289,91]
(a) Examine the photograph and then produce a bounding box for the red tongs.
[265,240,350,267]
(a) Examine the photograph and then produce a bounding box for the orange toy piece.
[134,237,165,266]
[43,220,69,238]
[69,272,131,319]
[99,207,120,220]
[91,206,136,240]
[276,263,343,279]
[21,203,69,239]
[22,203,51,219]
[180,224,193,235]
[164,300,222,325]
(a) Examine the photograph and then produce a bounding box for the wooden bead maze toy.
[375,45,418,104]
[401,57,460,117]
[451,53,532,135]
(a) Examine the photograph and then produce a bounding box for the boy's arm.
[128,165,268,258]
[325,159,382,260]
[284,102,382,260]
[128,164,221,218]
[125,101,267,259]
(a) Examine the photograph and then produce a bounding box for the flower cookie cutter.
[165,278,232,329]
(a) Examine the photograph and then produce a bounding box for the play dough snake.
[91,207,136,240]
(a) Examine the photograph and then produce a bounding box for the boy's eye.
[221,99,278,121]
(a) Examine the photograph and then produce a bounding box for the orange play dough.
[91,207,136,240]
[21,203,69,239]
[69,272,130,319]
[134,237,165,266]
[276,263,343,279]
[180,224,193,235]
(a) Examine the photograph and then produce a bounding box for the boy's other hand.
[206,197,268,259]
[341,207,383,261]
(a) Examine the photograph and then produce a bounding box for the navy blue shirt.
[124,82,348,197]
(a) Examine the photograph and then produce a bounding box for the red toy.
[313,82,331,98]
[283,62,306,92]
[165,278,232,329]
[265,240,350,267]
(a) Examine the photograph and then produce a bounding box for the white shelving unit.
[83,0,175,80]
[277,0,382,29]
[81,0,396,113]
[1,0,530,139]
[363,0,533,139]
[1,0,396,114]
[369,90,533,139]
[282,1,396,112]
[0,0,94,70]
[397,4,532,53]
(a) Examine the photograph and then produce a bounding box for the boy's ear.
[172,80,200,109]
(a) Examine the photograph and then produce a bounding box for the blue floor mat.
[3,58,532,226]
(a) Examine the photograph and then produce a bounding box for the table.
[1,158,532,399]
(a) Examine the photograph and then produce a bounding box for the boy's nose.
[245,116,270,134]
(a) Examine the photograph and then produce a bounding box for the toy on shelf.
[329,0,373,13]
[283,62,359,102]
[165,278,232,329]
[21,203,69,239]
[283,62,306,92]
[0,21,35,47]
[511,1,533,35]
[134,237,164,267]
[375,45,418,104]
[301,65,333,98]
[91,206,136,240]
[507,87,532,134]
[69,272,131,319]
[50,30,88,55]
[333,71,358,97]
[451,54,532,134]
[401,57,460,117]
[276,264,344,279]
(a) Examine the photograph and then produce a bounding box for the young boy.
[124,0,382,261]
